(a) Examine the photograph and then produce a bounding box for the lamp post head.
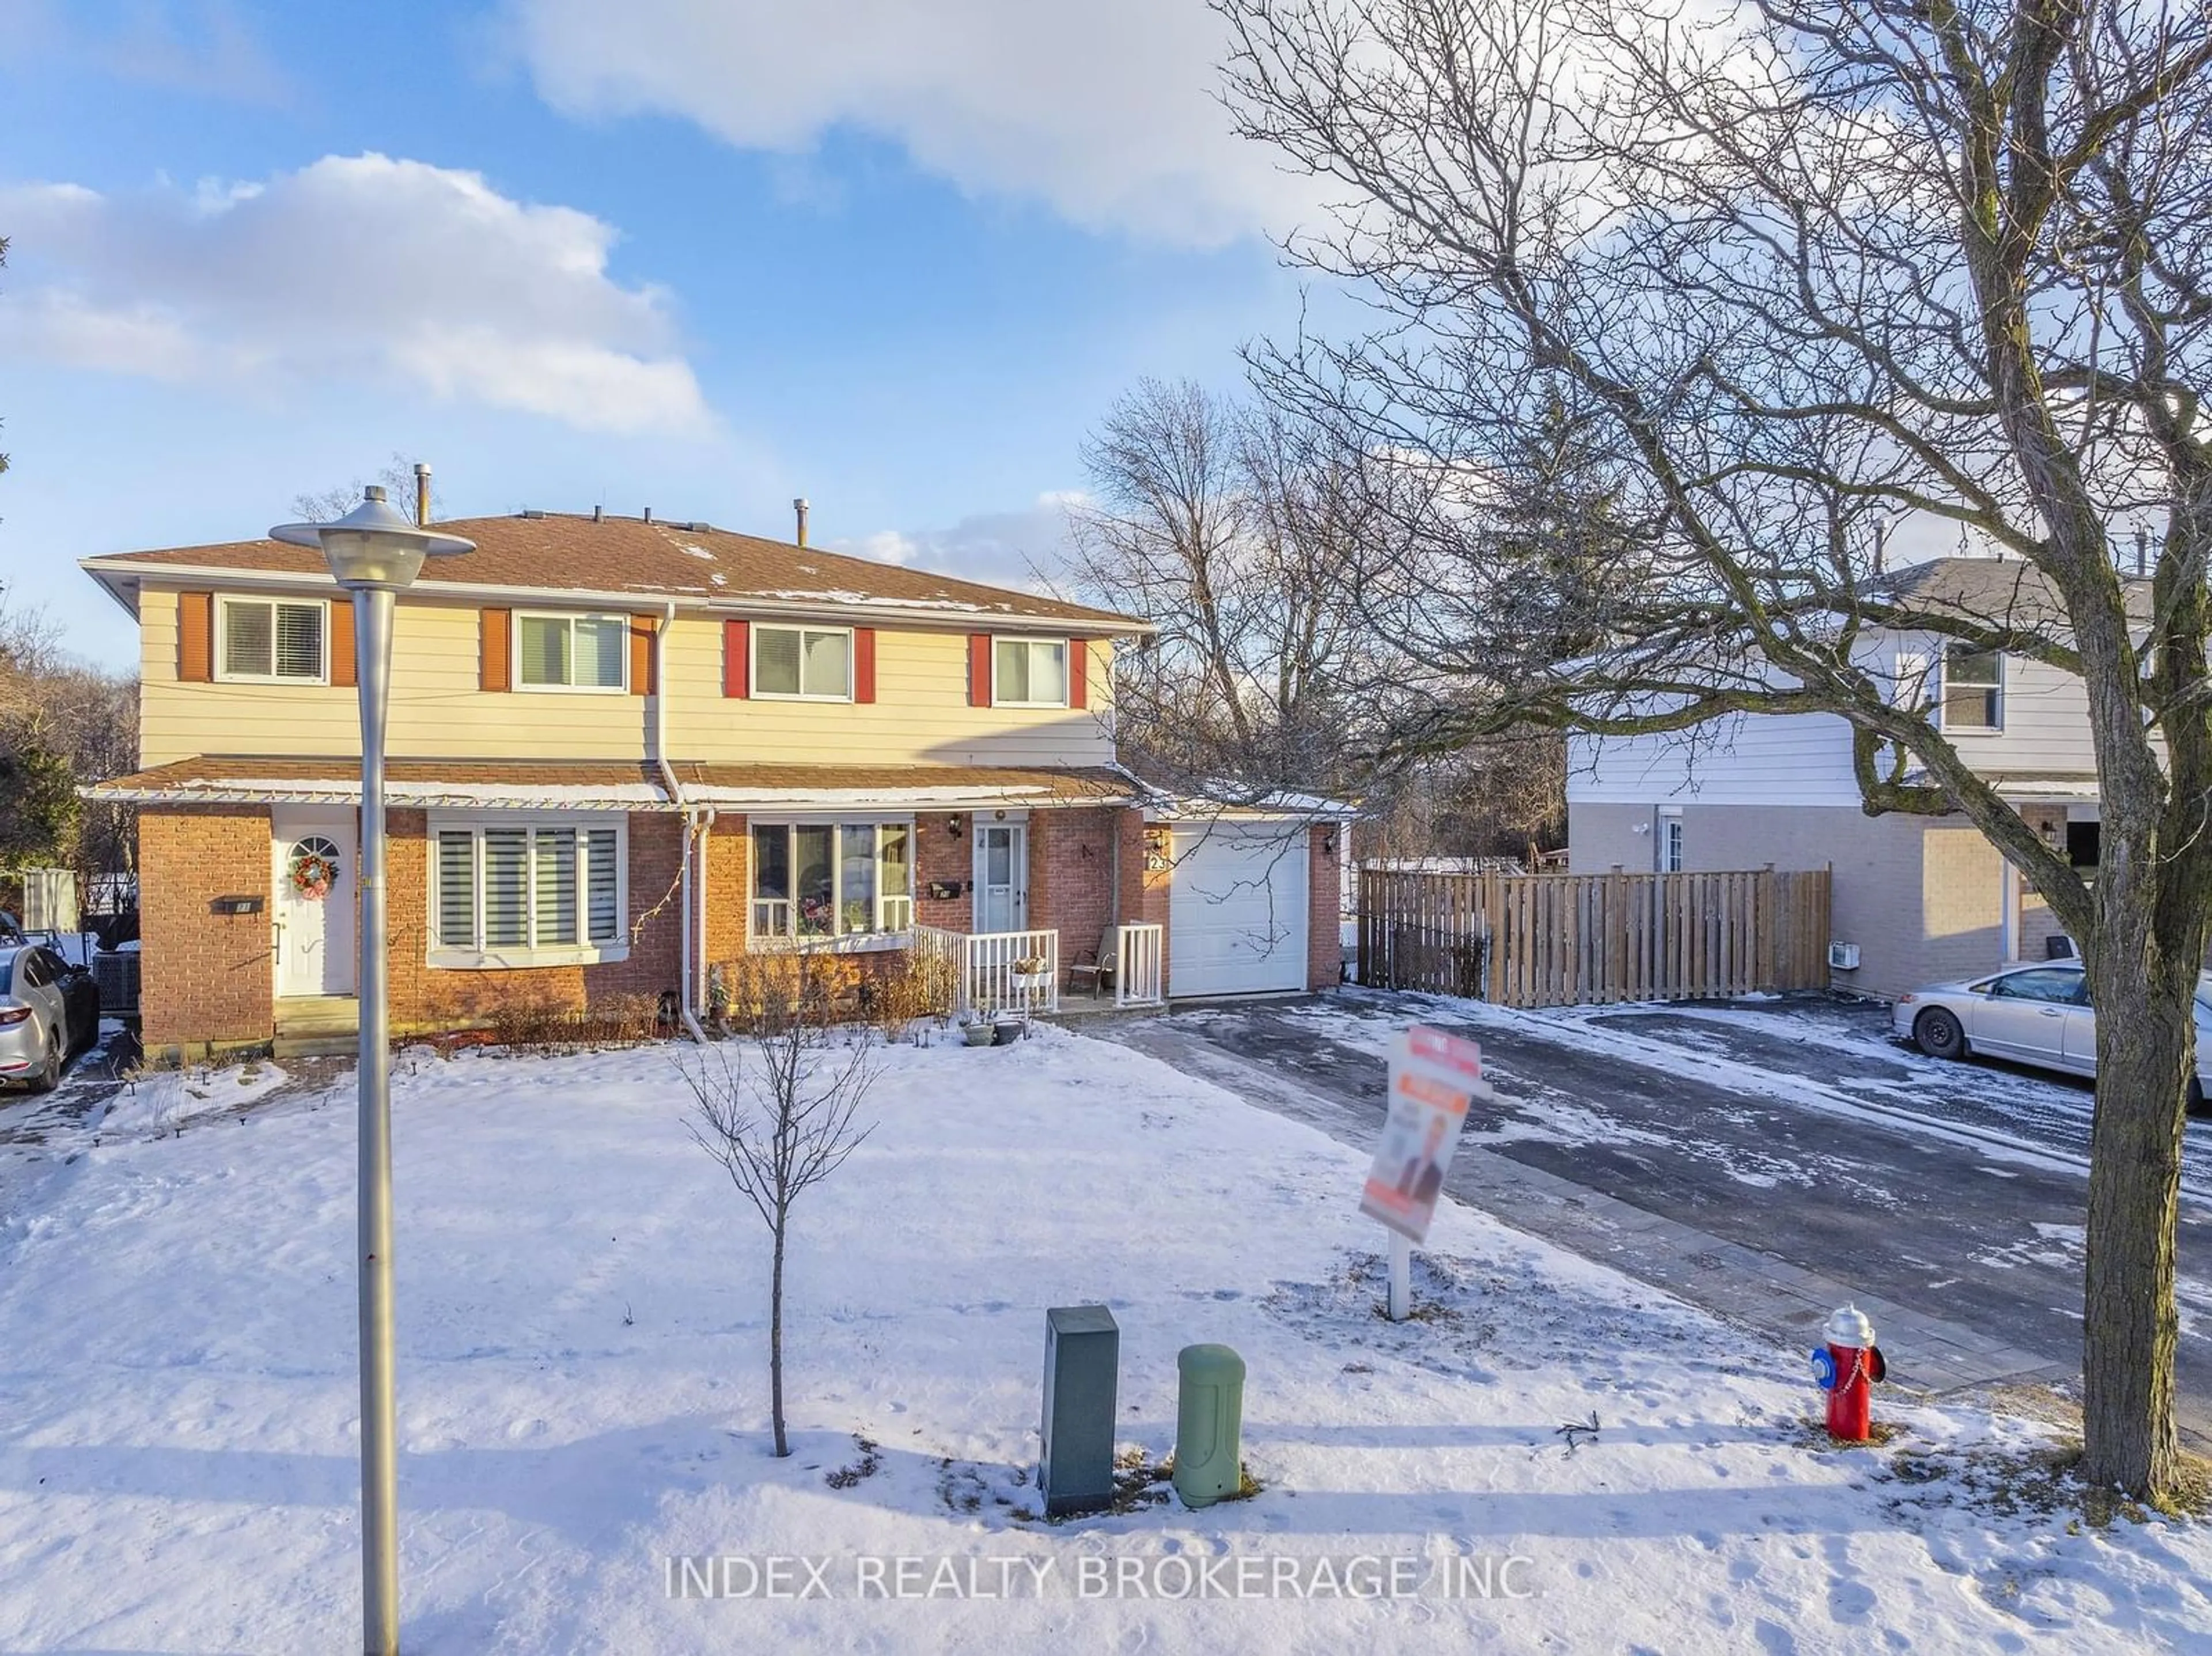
[270,485,475,592]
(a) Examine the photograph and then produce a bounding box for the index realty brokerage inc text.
[665,1552,1540,1601]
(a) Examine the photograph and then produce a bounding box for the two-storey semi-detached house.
[1566,557,2118,999]
[81,510,1346,1060]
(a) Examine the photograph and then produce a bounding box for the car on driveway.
[0,943,100,1093]
[1895,960,2212,1115]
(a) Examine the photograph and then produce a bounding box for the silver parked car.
[0,943,100,1093]
[1893,960,2212,1116]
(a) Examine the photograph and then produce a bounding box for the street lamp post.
[271,487,474,1656]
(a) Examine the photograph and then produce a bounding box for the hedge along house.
[79,506,1349,1060]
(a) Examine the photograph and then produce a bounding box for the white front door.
[974,823,1028,933]
[273,810,358,998]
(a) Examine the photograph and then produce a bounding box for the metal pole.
[1388,1229,1411,1322]
[354,585,400,1656]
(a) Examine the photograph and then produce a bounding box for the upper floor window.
[994,636,1069,707]
[219,597,325,683]
[518,612,627,692]
[1940,646,2003,732]
[753,624,852,700]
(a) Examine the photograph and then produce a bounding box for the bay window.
[752,820,913,942]
[993,636,1069,707]
[431,816,627,965]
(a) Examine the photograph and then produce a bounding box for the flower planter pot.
[963,1024,997,1048]
[991,1020,1023,1046]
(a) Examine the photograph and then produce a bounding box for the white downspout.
[652,600,708,1044]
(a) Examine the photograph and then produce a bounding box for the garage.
[1168,823,1310,997]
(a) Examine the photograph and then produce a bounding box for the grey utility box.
[1040,1304,1119,1517]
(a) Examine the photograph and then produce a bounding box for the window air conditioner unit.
[1828,941,1861,971]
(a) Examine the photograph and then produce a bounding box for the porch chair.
[1066,926,1120,998]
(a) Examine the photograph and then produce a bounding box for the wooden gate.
[1357,867,1832,1007]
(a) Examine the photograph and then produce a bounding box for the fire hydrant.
[1810,1305,1886,1442]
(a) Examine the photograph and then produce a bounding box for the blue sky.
[0,1,1321,668]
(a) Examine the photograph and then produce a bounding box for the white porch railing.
[914,924,1060,1017]
[1115,922,1165,1006]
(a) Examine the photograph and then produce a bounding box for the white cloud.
[832,492,1089,594]
[0,154,710,434]
[502,0,1316,247]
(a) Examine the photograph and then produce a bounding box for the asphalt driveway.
[1107,987,2212,1448]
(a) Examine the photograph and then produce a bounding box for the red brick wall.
[139,806,275,1056]
[1307,822,1343,991]
[385,809,685,1030]
[915,812,974,931]
[1027,806,1117,962]
[1117,807,1172,983]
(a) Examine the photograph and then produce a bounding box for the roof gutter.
[75,558,1157,636]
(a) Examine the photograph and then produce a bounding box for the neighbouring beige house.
[80,505,1349,1060]
[1567,557,2118,999]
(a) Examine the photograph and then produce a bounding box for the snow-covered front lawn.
[0,1026,2205,1652]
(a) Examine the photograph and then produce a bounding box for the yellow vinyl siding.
[138,588,1116,768]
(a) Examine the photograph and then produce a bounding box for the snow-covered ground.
[0,1027,2205,1653]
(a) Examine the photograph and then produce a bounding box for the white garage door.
[1169,824,1310,998]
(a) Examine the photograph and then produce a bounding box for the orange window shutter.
[1068,638,1088,709]
[854,627,876,703]
[724,619,749,697]
[330,598,357,688]
[629,616,654,696]
[177,591,214,682]
[480,608,511,692]
[968,634,991,707]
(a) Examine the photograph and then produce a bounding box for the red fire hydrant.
[1810,1305,1886,1442]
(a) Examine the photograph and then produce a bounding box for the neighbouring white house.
[1567,556,2119,999]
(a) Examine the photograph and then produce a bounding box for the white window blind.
[752,625,851,698]
[433,820,627,962]
[219,598,324,680]
[993,638,1067,706]
[518,614,626,689]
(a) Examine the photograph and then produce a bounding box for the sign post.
[1359,1025,1487,1321]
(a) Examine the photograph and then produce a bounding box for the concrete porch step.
[274,996,359,1058]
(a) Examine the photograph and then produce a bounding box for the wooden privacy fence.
[1357,867,1832,1007]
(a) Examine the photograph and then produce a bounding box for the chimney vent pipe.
[643,506,653,524]
[593,504,603,523]
[794,497,809,548]
[413,462,432,527]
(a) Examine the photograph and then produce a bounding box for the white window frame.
[750,623,855,702]
[991,635,1071,708]
[1659,811,1684,873]
[748,815,915,951]
[1936,645,2005,734]
[426,812,630,969]
[215,595,329,685]
[513,611,631,695]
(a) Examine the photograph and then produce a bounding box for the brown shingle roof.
[82,511,1145,630]
[85,755,1139,809]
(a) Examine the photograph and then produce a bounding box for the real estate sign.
[1359,1025,1484,1245]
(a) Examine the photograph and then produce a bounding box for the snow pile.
[0,1030,2203,1652]
[94,1057,294,1139]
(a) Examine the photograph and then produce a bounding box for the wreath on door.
[287,836,342,901]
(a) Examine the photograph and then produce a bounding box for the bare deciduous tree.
[680,950,876,1458]
[1222,0,2212,1499]
[1070,378,1377,794]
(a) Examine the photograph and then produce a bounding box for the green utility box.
[1040,1305,1119,1517]
[1173,1343,1247,1508]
